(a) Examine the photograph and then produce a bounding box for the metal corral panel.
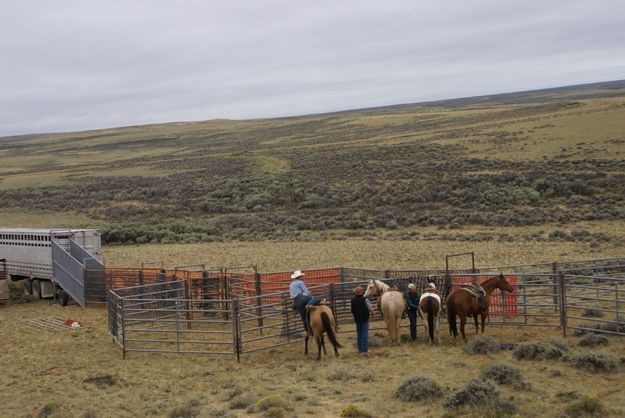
[0,259,8,302]
[52,240,86,307]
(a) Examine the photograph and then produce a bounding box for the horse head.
[496,273,514,292]
[364,279,378,298]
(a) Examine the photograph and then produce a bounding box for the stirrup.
[305,305,316,311]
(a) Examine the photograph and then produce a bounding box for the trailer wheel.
[32,280,42,299]
[58,290,70,306]
[23,279,33,296]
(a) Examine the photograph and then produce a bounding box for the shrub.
[39,401,61,418]
[513,341,564,361]
[327,366,355,381]
[168,405,198,418]
[264,407,287,418]
[83,374,117,388]
[547,338,570,351]
[395,376,444,402]
[571,352,618,373]
[555,390,580,401]
[564,395,605,417]
[340,403,374,417]
[443,379,499,409]
[463,335,501,355]
[256,395,289,411]
[582,308,604,318]
[229,393,255,410]
[480,363,523,385]
[577,333,608,347]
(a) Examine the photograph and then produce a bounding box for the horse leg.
[321,335,327,356]
[460,314,468,342]
[396,318,402,346]
[305,334,309,355]
[316,336,322,361]
[473,314,479,334]
[481,313,486,334]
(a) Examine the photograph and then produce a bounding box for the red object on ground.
[65,319,81,326]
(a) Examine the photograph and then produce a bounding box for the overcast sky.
[1,1,624,137]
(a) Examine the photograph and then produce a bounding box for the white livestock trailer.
[0,228,103,306]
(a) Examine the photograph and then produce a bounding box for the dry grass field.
[1,288,624,418]
[102,233,623,272]
[2,241,625,418]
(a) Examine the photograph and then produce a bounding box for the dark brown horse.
[305,305,342,360]
[445,274,514,342]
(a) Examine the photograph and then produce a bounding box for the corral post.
[254,268,263,335]
[176,299,181,352]
[559,272,567,337]
[501,289,507,324]
[384,270,390,279]
[471,251,476,273]
[284,296,291,342]
[231,297,241,363]
[329,283,337,331]
[184,277,192,330]
[616,282,620,321]
[120,297,126,360]
[552,262,559,312]
[222,270,230,321]
[523,281,528,325]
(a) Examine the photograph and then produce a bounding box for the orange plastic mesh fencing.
[451,275,518,315]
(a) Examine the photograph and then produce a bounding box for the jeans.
[294,295,321,332]
[407,310,417,340]
[356,321,369,353]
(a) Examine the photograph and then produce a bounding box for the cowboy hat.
[291,270,305,279]
[407,283,416,290]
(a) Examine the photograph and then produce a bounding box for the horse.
[418,288,442,344]
[364,279,406,345]
[445,274,514,342]
[305,305,342,360]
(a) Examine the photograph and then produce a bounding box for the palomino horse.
[418,287,442,344]
[445,274,514,342]
[364,279,406,345]
[305,305,342,360]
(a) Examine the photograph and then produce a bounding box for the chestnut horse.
[364,279,406,345]
[445,274,514,342]
[305,305,341,360]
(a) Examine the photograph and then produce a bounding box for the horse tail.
[321,312,342,348]
[427,297,435,342]
[447,295,458,337]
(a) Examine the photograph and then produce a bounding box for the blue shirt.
[365,298,373,311]
[289,279,310,299]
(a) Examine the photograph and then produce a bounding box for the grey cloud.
[1,0,624,136]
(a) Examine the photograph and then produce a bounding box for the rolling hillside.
[1,80,624,245]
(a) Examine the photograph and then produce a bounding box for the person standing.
[351,286,374,355]
[404,283,419,341]
[289,270,320,332]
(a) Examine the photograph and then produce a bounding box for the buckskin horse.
[445,274,514,342]
[364,279,406,345]
[305,305,341,360]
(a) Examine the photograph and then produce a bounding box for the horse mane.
[479,276,500,287]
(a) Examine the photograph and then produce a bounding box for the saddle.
[461,283,486,311]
